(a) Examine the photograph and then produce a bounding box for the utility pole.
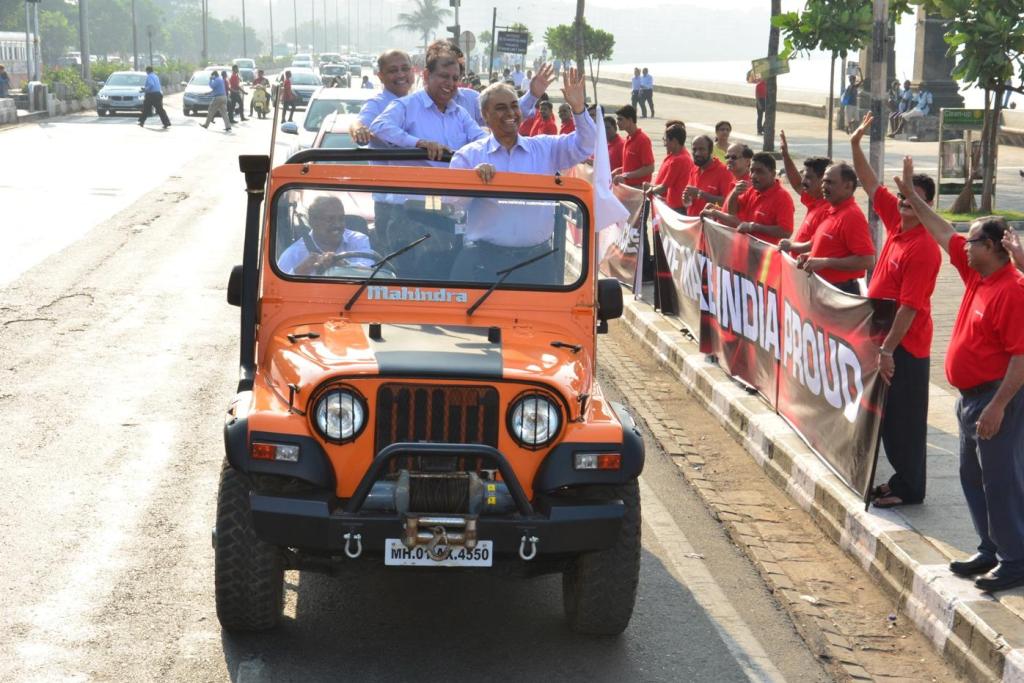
[574,0,585,91]
[269,0,275,62]
[147,25,153,66]
[24,1,32,82]
[78,0,90,82]
[311,0,315,54]
[347,0,351,53]
[335,0,339,52]
[293,0,298,53]
[201,0,208,65]
[323,0,327,53]
[242,0,248,57]
[867,0,889,252]
[488,6,496,82]
[130,0,138,70]
[762,0,780,152]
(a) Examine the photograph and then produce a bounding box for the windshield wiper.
[343,234,432,311]
[466,248,559,316]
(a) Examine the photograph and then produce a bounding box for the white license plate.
[383,539,493,567]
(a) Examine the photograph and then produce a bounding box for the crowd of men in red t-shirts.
[593,100,1024,592]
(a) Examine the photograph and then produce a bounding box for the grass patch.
[939,209,1024,222]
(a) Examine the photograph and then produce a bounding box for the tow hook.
[518,534,539,561]
[403,515,477,562]
[343,531,363,559]
[426,526,452,561]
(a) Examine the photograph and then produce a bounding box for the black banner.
[651,199,704,339]
[777,256,894,497]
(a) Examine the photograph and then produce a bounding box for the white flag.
[591,106,629,232]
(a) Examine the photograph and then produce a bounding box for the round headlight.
[509,393,561,448]
[313,387,366,443]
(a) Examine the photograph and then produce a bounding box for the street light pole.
[293,0,298,53]
[130,0,138,71]
[269,0,275,62]
[78,0,90,82]
[201,0,208,65]
[323,0,327,53]
[147,25,153,66]
[311,0,315,55]
[335,0,339,52]
[347,0,351,53]
[242,0,248,57]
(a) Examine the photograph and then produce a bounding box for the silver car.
[95,71,147,116]
[182,67,230,116]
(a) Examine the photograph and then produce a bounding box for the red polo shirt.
[519,113,536,136]
[945,234,1024,389]
[865,186,941,358]
[229,72,241,91]
[755,79,767,99]
[808,196,874,283]
[559,118,576,134]
[793,191,831,243]
[654,149,694,210]
[736,180,795,245]
[531,116,557,136]
[621,128,655,187]
[685,158,733,216]
[608,136,625,172]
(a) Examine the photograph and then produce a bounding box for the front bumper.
[98,98,144,111]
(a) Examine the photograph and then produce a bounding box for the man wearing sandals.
[849,114,940,508]
[897,156,1024,593]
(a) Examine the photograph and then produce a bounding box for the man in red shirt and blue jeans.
[847,114,941,509]
[898,157,1024,592]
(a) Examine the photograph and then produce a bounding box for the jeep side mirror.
[597,278,623,333]
[280,122,299,135]
[227,265,243,306]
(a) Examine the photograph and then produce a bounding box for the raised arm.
[779,130,802,193]
[1003,229,1024,273]
[893,156,955,253]
[849,113,879,197]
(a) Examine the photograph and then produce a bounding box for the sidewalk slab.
[618,294,1024,682]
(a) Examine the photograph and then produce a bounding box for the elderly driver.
[278,196,372,275]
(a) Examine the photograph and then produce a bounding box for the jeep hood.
[265,320,592,410]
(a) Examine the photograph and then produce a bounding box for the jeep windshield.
[271,186,586,289]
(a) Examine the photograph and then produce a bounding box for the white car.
[279,87,376,151]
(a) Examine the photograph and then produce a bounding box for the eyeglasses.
[965,236,989,245]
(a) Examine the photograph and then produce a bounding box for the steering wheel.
[317,250,396,277]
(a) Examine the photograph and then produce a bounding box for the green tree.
[543,20,613,102]
[913,0,1024,212]
[478,29,492,60]
[40,10,75,66]
[542,24,573,62]
[391,0,450,53]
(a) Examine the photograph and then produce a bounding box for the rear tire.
[562,481,641,635]
[214,460,285,631]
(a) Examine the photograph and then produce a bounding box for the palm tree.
[391,0,451,53]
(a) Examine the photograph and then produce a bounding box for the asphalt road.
[0,98,829,682]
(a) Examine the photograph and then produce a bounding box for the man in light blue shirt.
[277,196,372,275]
[201,70,231,131]
[369,52,486,166]
[639,67,654,118]
[630,67,644,117]
[138,65,170,128]
[448,69,594,282]
[351,50,413,146]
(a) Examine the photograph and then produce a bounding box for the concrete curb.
[618,296,1024,682]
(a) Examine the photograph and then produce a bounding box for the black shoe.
[137,121,144,127]
[974,564,1024,592]
[950,553,999,577]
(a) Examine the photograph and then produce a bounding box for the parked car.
[272,68,322,110]
[181,67,230,116]
[232,58,257,83]
[95,71,147,116]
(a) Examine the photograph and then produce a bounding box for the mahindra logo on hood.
[367,285,469,303]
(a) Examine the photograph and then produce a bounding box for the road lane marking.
[640,477,787,683]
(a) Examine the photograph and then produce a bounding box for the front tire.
[214,460,285,631]
[562,481,641,635]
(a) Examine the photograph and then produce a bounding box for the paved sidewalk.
[594,80,1024,680]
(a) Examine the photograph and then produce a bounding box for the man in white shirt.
[369,51,486,165]
[448,69,593,282]
[350,50,413,145]
[639,67,654,118]
[511,64,527,90]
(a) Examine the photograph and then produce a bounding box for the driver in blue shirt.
[278,196,372,275]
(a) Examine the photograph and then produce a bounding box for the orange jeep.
[215,150,645,635]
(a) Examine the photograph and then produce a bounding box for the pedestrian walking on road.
[845,114,939,508]
[639,67,655,118]
[840,69,863,133]
[747,70,767,134]
[630,67,646,118]
[279,70,297,123]
[201,70,231,131]
[896,158,1024,593]
[228,65,247,123]
[138,66,170,129]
